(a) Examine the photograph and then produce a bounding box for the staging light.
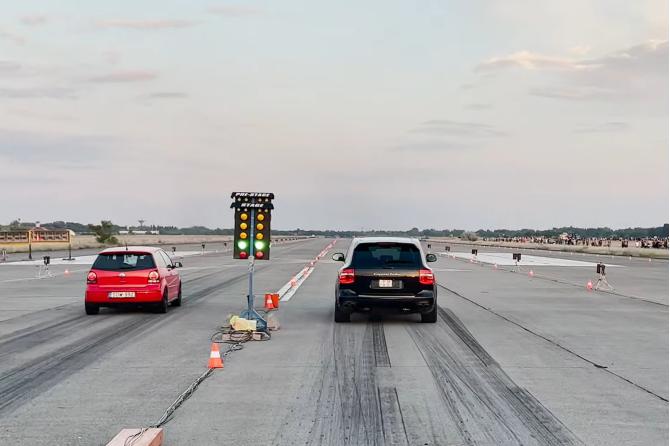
[257,213,265,222]
[240,213,248,221]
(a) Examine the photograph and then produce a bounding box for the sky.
[0,0,668,231]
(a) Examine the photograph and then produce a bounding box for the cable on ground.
[124,324,268,446]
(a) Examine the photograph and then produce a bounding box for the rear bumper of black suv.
[337,290,436,314]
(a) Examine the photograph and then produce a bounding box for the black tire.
[171,284,182,307]
[334,304,350,323]
[156,291,169,314]
[85,303,99,315]
[420,305,437,323]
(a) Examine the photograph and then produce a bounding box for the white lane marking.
[278,241,337,302]
[0,268,89,283]
[441,252,622,267]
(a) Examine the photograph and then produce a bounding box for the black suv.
[332,237,438,323]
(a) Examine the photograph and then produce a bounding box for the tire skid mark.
[372,322,390,368]
[407,307,584,446]
[0,267,258,416]
[274,321,409,446]
[378,386,409,445]
[0,315,93,356]
[0,314,153,415]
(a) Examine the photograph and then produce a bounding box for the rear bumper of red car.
[85,285,162,304]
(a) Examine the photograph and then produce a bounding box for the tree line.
[3,220,668,239]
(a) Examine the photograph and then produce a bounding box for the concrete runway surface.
[0,238,666,445]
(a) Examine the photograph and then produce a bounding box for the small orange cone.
[586,281,593,291]
[208,343,223,369]
[264,293,274,310]
[271,293,280,309]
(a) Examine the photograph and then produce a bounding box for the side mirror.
[332,253,345,262]
[426,253,437,263]
[174,262,183,268]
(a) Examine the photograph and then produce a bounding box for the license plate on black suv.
[373,279,402,289]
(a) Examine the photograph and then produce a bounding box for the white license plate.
[378,280,393,288]
[108,292,135,298]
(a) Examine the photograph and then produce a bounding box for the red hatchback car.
[85,246,183,315]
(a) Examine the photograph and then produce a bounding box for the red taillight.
[339,268,355,285]
[86,271,97,284]
[148,270,160,284]
[419,269,434,285]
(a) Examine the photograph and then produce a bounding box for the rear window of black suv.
[350,243,422,269]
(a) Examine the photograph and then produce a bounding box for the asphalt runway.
[0,238,666,445]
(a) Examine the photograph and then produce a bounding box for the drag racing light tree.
[231,192,274,260]
[253,209,271,260]
[234,209,251,259]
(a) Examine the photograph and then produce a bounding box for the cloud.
[207,6,262,17]
[9,108,75,121]
[477,51,592,72]
[411,120,506,138]
[464,103,492,111]
[0,129,117,168]
[478,40,667,74]
[137,91,189,104]
[88,70,158,83]
[145,91,188,99]
[0,61,22,75]
[0,28,26,45]
[574,122,630,133]
[529,85,612,100]
[96,19,198,30]
[21,14,49,26]
[478,40,668,106]
[0,87,77,99]
[390,141,474,152]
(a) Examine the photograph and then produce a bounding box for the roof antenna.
[125,242,128,251]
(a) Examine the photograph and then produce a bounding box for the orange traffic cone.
[271,293,280,309]
[208,343,223,369]
[264,293,274,310]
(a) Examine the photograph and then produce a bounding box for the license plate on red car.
[108,292,135,298]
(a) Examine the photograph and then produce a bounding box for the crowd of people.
[480,236,669,249]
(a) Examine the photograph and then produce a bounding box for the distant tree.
[88,220,118,244]
[460,231,479,241]
[9,220,21,230]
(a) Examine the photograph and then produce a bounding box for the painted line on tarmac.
[0,268,89,283]
[437,282,669,403]
[278,241,338,302]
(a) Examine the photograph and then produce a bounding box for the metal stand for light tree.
[239,208,267,331]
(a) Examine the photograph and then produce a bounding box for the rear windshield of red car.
[350,243,422,269]
[92,253,156,271]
